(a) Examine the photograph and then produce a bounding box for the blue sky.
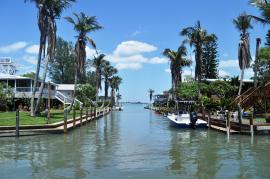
[0,0,268,102]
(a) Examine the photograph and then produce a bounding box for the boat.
[167,112,207,128]
[166,100,207,129]
[114,106,123,111]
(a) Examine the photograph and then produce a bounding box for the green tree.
[176,82,197,100]
[102,61,117,100]
[27,0,75,116]
[249,0,270,24]
[65,12,102,110]
[22,72,37,80]
[0,83,14,111]
[76,84,95,107]
[163,45,192,99]
[258,47,270,83]
[180,21,214,95]
[202,34,219,79]
[49,37,75,84]
[92,54,107,102]
[110,76,122,106]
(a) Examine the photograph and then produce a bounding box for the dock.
[0,107,111,137]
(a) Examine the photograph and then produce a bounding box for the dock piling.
[80,108,83,126]
[15,109,19,137]
[250,107,254,137]
[73,107,76,128]
[86,108,89,121]
[226,110,230,138]
[64,108,67,133]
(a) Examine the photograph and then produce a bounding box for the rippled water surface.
[1,104,270,178]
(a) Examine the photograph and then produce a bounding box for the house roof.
[56,84,75,91]
[205,78,253,83]
[0,74,31,80]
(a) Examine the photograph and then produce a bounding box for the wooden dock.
[0,107,111,137]
[198,114,270,135]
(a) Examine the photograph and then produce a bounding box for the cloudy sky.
[0,0,268,102]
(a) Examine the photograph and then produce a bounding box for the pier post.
[226,110,230,138]
[15,109,19,137]
[64,108,67,133]
[202,106,206,121]
[94,107,97,119]
[73,107,76,128]
[207,111,211,129]
[250,107,254,137]
[80,107,83,126]
[86,108,89,121]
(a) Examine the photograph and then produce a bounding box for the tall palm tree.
[110,76,122,107]
[148,89,155,109]
[233,12,253,131]
[163,45,192,99]
[34,0,75,115]
[65,12,102,110]
[92,54,106,102]
[249,0,270,24]
[102,61,117,101]
[233,12,253,96]
[180,21,214,96]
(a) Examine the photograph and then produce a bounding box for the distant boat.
[167,113,207,129]
[114,106,123,111]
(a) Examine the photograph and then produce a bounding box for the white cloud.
[148,57,167,64]
[113,41,157,56]
[244,68,254,79]
[22,55,37,65]
[218,70,230,77]
[115,63,142,70]
[25,44,39,54]
[86,46,97,59]
[108,54,147,63]
[219,59,239,68]
[0,41,28,53]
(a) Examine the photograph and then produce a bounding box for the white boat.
[114,106,123,111]
[167,113,207,128]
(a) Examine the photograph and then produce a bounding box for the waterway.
[1,104,270,178]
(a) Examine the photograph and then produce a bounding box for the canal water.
[1,104,270,178]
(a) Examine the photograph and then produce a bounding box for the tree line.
[25,0,122,116]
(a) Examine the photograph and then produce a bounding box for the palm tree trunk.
[68,69,78,112]
[35,56,49,114]
[238,68,245,96]
[30,37,44,117]
[105,79,108,100]
[254,38,261,88]
[96,72,99,102]
[237,68,245,132]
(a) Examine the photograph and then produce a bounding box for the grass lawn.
[0,109,83,126]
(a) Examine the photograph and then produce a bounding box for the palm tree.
[163,45,192,99]
[92,54,106,102]
[233,12,253,131]
[249,0,270,24]
[233,12,253,96]
[148,89,155,109]
[102,61,117,101]
[180,21,214,96]
[65,12,102,110]
[110,76,122,107]
[34,0,75,115]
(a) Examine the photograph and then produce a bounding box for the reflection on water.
[1,104,270,178]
